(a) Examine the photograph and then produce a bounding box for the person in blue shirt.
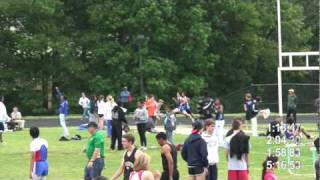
[59,95,69,141]
[119,86,131,109]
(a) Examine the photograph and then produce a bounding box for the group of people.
[56,86,132,141]
[0,96,25,143]
[3,86,320,180]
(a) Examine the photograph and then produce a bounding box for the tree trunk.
[47,76,53,111]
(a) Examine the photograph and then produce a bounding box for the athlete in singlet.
[156,132,179,180]
[112,134,142,180]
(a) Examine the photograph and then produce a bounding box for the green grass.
[0,124,319,180]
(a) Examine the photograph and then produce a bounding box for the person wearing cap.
[287,89,297,123]
[84,122,105,180]
[181,121,208,180]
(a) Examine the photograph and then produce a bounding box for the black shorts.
[0,122,4,131]
[98,114,104,118]
[161,170,179,180]
[188,167,204,176]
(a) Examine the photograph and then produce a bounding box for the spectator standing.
[119,86,131,109]
[181,121,208,180]
[243,93,258,137]
[202,120,219,180]
[110,103,127,150]
[287,89,297,123]
[134,100,149,150]
[79,92,91,121]
[145,95,157,133]
[214,98,225,146]
[225,119,250,180]
[97,95,106,130]
[59,95,69,141]
[29,127,49,180]
[84,122,105,180]
[105,95,117,138]
[89,95,98,122]
[0,96,10,143]
[163,106,177,144]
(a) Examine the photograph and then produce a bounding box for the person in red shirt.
[145,95,157,133]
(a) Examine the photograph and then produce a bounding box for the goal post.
[276,0,320,116]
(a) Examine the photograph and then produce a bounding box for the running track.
[25,114,320,128]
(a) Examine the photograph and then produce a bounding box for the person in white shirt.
[202,120,219,180]
[29,127,49,180]
[104,95,117,137]
[97,95,106,130]
[79,92,90,121]
[224,118,250,180]
[0,96,10,143]
[10,106,25,129]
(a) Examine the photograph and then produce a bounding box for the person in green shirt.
[286,89,297,123]
[84,122,105,180]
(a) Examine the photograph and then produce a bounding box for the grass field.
[0,124,319,180]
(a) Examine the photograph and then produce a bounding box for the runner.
[243,93,258,137]
[156,132,179,180]
[225,118,250,180]
[111,134,143,180]
[79,92,90,121]
[59,95,69,141]
[29,127,49,180]
[84,122,105,180]
[134,100,149,150]
[214,98,225,146]
[105,95,117,138]
[202,120,219,180]
[181,121,208,180]
[0,96,10,143]
[173,92,194,122]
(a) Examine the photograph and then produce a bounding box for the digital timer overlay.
[264,122,319,178]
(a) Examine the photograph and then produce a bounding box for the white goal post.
[277,0,320,116]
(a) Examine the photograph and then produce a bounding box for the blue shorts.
[34,161,49,176]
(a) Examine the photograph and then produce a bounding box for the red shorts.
[228,170,249,180]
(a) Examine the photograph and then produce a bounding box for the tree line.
[0,0,318,115]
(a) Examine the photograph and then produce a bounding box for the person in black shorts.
[156,132,179,180]
[181,121,208,180]
[111,134,142,180]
